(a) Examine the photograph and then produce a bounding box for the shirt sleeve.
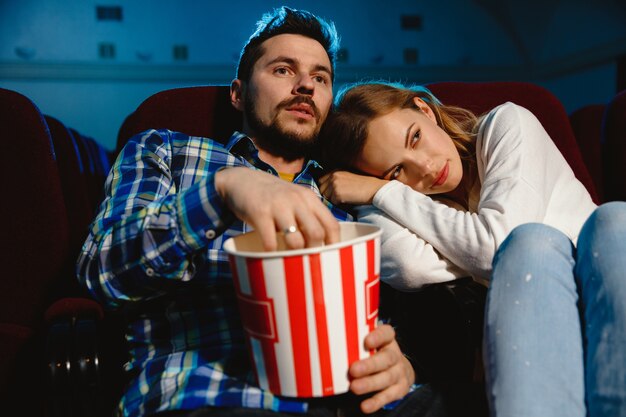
[77,129,242,309]
[367,103,550,286]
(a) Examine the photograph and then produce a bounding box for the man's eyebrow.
[265,56,297,67]
[265,56,332,76]
[312,64,332,76]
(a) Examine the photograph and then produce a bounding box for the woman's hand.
[319,170,388,205]
[349,324,416,413]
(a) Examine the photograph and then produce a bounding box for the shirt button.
[205,229,216,239]
[145,268,155,277]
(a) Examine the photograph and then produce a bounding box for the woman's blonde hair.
[319,82,479,176]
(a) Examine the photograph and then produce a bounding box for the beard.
[244,93,322,161]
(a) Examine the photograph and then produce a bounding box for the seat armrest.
[44,297,105,417]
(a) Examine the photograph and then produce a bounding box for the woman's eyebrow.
[405,122,415,148]
[380,166,396,179]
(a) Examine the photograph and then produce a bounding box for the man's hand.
[319,170,388,206]
[215,167,340,250]
[349,324,415,414]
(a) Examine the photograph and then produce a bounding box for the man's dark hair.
[236,6,340,83]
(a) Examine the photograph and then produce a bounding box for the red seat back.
[603,89,626,202]
[427,81,599,203]
[46,115,94,251]
[71,130,113,213]
[116,86,241,153]
[0,88,70,409]
[569,104,606,202]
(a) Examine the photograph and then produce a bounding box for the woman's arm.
[358,205,468,289]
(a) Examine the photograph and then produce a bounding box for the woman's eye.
[410,130,421,147]
[391,165,402,180]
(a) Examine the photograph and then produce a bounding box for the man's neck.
[256,147,306,175]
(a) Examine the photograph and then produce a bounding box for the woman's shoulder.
[478,102,542,142]
[476,102,544,166]
[483,102,538,125]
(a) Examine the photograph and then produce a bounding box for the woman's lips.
[432,162,449,188]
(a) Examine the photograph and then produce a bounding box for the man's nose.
[293,74,314,96]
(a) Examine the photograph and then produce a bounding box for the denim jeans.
[484,202,626,417]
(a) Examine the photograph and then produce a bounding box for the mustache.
[276,96,320,119]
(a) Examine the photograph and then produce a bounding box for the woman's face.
[354,97,463,195]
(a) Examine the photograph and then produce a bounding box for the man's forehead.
[256,34,331,69]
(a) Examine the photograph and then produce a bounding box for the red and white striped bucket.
[223,222,382,398]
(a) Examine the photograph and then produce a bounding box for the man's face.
[236,34,334,159]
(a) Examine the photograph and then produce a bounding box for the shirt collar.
[225,131,324,179]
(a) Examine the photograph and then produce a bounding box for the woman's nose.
[409,157,432,180]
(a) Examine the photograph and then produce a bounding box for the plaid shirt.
[77,130,352,417]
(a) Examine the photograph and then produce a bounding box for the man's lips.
[431,162,449,188]
[285,104,315,118]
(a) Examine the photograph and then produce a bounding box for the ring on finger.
[282,225,298,235]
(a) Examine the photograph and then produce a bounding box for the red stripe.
[365,240,380,355]
[340,246,359,365]
[246,258,281,394]
[229,256,242,294]
[284,256,312,397]
[309,253,334,395]
[366,239,379,333]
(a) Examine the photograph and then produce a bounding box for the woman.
[318,82,626,417]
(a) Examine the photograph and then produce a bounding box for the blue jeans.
[484,202,626,417]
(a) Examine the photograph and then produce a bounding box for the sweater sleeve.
[368,103,550,286]
[357,205,468,290]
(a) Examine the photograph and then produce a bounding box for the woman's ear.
[412,96,437,124]
[230,79,244,111]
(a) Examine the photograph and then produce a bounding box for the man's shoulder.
[129,128,227,147]
[123,128,233,156]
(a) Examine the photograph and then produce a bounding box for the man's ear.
[230,79,244,111]
[412,96,437,124]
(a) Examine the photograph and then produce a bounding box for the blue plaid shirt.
[77,130,352,417]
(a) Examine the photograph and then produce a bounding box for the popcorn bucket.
[223,222,382,398]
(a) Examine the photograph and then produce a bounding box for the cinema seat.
[71,129,113,213]
[116,85,241,152]
[569,104,606,202]
[603,89,626,202]
[0,88,70,415]
[45,116,94,259]
[42,120,119,417]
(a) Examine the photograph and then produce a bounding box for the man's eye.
[314,75,327,84]
[275,67,289,75]
[410,130,421,147]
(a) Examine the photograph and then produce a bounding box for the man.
[78,7,424,417]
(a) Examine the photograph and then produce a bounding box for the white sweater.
[357,102,597,289]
